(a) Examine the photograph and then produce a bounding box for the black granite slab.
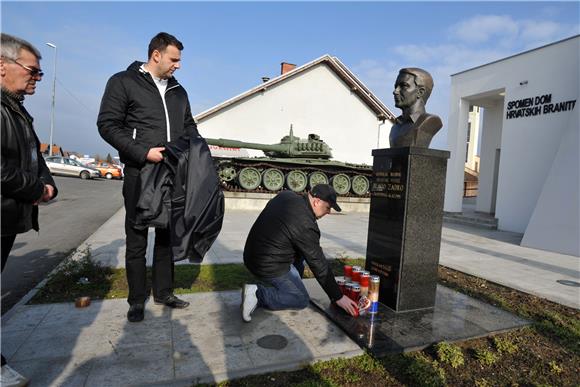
[366,147,450,312]
[305,280,530,357]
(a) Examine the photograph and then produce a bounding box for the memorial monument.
[307,67,528,356]
[366,67,449,312]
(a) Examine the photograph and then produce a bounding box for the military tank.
[205,128,372,196]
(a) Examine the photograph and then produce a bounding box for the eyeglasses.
[4,58,44,77]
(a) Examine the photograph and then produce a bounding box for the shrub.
[493,336,518,354]
[548,360,563,374]
[435,341,465,368]
[405,353,446,387]
[474,348,498,366]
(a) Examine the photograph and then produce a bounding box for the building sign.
[506,94,576,119]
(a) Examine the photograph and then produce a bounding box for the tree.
[106,153,113,163]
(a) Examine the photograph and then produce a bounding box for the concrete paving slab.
[9,355,92,387]
[2,287,363,386]
[84,343,174,387]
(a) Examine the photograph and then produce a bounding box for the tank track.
[214,158,372,197]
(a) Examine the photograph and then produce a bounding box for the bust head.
[393,68,434,110]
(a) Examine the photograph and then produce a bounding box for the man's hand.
[334,295,359,316]
[33,184,55,205]
[42,184,55,202]
[146,147,166,163]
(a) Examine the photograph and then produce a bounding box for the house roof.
[194,54,396,123]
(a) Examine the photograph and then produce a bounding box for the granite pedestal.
[306,281,530,356]
[366,147,450,312]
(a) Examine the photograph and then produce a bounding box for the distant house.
[39,143,64,156]
[194,55,396,164]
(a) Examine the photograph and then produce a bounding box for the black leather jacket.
[244,191,342,301]
[97,61,197,168]
[1,89,57,236]
[134,129,224,262]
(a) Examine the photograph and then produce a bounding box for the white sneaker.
[1,364,30,387]
[241,284,258,322]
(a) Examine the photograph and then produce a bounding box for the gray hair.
[1,33,42,61]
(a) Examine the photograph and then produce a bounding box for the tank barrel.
[205,138,288,153]
[205,132,333,159]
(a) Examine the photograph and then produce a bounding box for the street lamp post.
[46,43,57,156]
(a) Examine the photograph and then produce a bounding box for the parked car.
[44,156,101,179]
[90,161,123,180]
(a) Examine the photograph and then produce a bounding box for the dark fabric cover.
[1,90,57,236]
[244,191,342,302]
[135,130,224,263]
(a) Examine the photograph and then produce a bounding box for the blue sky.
[2,1,579,157]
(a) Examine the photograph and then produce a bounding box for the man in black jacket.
[1,33,57,387]
[242,184,358,322]
[98,32,195,322]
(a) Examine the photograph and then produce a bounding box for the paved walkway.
[2,207,578,386]
[86,208,579,309]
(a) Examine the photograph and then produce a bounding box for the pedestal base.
[305,280,530,356]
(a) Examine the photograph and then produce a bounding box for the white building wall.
[521,117,580,256]
[445,36,579,256]
[444,94,470,212]
[197,64,390,165]
[476,103,503,214]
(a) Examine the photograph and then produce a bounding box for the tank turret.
[206,129,333,159]
[205,127,371,197]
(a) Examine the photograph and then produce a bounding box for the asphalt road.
[1,176,124,315]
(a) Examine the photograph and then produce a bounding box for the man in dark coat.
[1,33,57,387]
[242,184,358,322]
[97,32,196,322]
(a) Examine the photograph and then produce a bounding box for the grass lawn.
[30,253,580,386]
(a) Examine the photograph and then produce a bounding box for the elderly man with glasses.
[1,33,57,387]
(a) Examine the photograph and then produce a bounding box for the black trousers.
[2,234,17,365]
[123,167,173,305]
[1,234,17,272]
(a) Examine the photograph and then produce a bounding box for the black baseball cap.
[311,184,342,212]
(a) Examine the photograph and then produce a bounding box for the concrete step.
[443,212,498,229]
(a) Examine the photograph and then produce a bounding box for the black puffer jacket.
[1,89,57,236]
[97,61,197,168]
[244,191,342,301]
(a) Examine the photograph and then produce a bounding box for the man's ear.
[0,58,6,77]
[417,86,426,100]
[151,50,161,63]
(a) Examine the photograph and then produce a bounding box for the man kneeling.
[241,184,358,321]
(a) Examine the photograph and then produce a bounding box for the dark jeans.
[123,167,173,305]
[256,262,310,310]
[1,234,17,366]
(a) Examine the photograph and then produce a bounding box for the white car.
[44,156,101,179]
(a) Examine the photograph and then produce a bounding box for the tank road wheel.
[237,167,261,190]
[308,171,329,189]
[218,164,237,182]
[351,175,370,196]
[262,168,284,191]
[330,173,351,195]
[285,170,308,192]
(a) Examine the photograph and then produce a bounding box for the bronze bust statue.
[389,68,442,148]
